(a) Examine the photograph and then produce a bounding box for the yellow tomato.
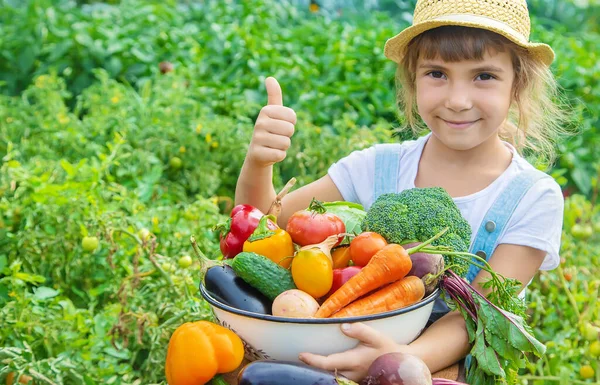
[291,249,333,298]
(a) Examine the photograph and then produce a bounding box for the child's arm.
[409,243,547,372]
[299,243,547,380]
[235,77,343,227]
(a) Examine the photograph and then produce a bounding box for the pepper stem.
[190,236,222,278]
[247,215,277,242]
[336,377,360,385]
[210,374,230,385]
[267,177,297,218]
[213,218,232,238]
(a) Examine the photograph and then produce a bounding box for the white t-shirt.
[328,133,563,271]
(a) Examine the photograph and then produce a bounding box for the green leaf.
[471,318,505,377]
[34,286,60,300]
[60,159,76,177]
[322,201,366,235]
[484,326,522,362]
[463,310,477,344]
[571,167,592,195]
[131,47,155,63]
[0,255,7,272]
[17,46,35,73]
[14,272,46,284]
[477,296,546,356]
[0,284,9,304]
[103,347,131,360]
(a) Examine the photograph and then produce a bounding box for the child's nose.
[444,83,473,112]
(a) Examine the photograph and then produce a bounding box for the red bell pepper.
[215,204,277,259]
[326,266,362,297]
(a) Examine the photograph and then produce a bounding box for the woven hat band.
[430,14,527,43]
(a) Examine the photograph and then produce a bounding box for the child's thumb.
[341,322,387,346]
[265,77,283,106]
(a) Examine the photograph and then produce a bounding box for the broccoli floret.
[362,187,472,277]
[435,233,470,277]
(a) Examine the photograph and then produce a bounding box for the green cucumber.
[232,252,296,301]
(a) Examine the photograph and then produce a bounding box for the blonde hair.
[396,26,571,165]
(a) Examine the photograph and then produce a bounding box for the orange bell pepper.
[331,244,352,269]
[165,321,244,385]
[243,215,295,268]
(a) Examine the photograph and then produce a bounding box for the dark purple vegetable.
[404,242,444,295]
[238,360,357,385]
[191,235,272,315]
[362,352,432,385]
[203,264,272,315]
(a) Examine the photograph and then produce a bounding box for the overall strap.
[465,168,550,283]
[464,168,550,374]
[373,144,402,202]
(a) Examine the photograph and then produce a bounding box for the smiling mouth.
[442,119,480,128]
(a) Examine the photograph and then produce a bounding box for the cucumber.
[232,252,296,301]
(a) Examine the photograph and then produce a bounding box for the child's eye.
[476,73,496,81]
[427,71,446,79]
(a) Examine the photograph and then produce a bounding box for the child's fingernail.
[341,323,351,331]
[298,354,306,361]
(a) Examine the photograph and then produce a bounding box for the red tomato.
[349,232,388,266]
[286,200,345,247]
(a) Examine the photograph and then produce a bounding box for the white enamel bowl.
[199,284,439,362]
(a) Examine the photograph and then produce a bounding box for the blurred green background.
[1,0,599,384]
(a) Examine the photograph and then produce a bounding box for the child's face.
[415,49,514,151]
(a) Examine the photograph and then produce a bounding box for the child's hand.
[247,77,297,168]
[298,322,411,381]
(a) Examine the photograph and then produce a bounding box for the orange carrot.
[314,244,412,318]
[331,275,425,318]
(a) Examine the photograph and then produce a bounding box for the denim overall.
[373,143,549,371]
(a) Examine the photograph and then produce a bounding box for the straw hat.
[384,0,555,66]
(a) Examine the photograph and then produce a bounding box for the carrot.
[331,275,425,318]
[314,244,412,318]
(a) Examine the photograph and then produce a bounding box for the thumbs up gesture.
[247,77,297,168]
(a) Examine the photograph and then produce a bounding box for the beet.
[404,243,445,295]
[362,352,432,385]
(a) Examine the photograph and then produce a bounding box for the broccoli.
[362,187,472,277]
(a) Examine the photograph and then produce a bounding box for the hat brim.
[384,15,555,66]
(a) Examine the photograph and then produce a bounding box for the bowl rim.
[199,283,440,324]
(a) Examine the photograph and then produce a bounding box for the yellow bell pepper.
[243,215,295,268]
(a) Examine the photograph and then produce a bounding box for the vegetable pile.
[167,185,548,385]
[198,193,434,320]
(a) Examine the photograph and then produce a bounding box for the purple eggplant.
[238,360,357,385]
[204,264,272,315]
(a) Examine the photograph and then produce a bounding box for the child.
[235,0,567,381]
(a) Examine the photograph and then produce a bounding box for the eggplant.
[238,360,357,385]
[204,264,272,315]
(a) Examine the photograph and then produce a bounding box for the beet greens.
[416,240,546,385]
